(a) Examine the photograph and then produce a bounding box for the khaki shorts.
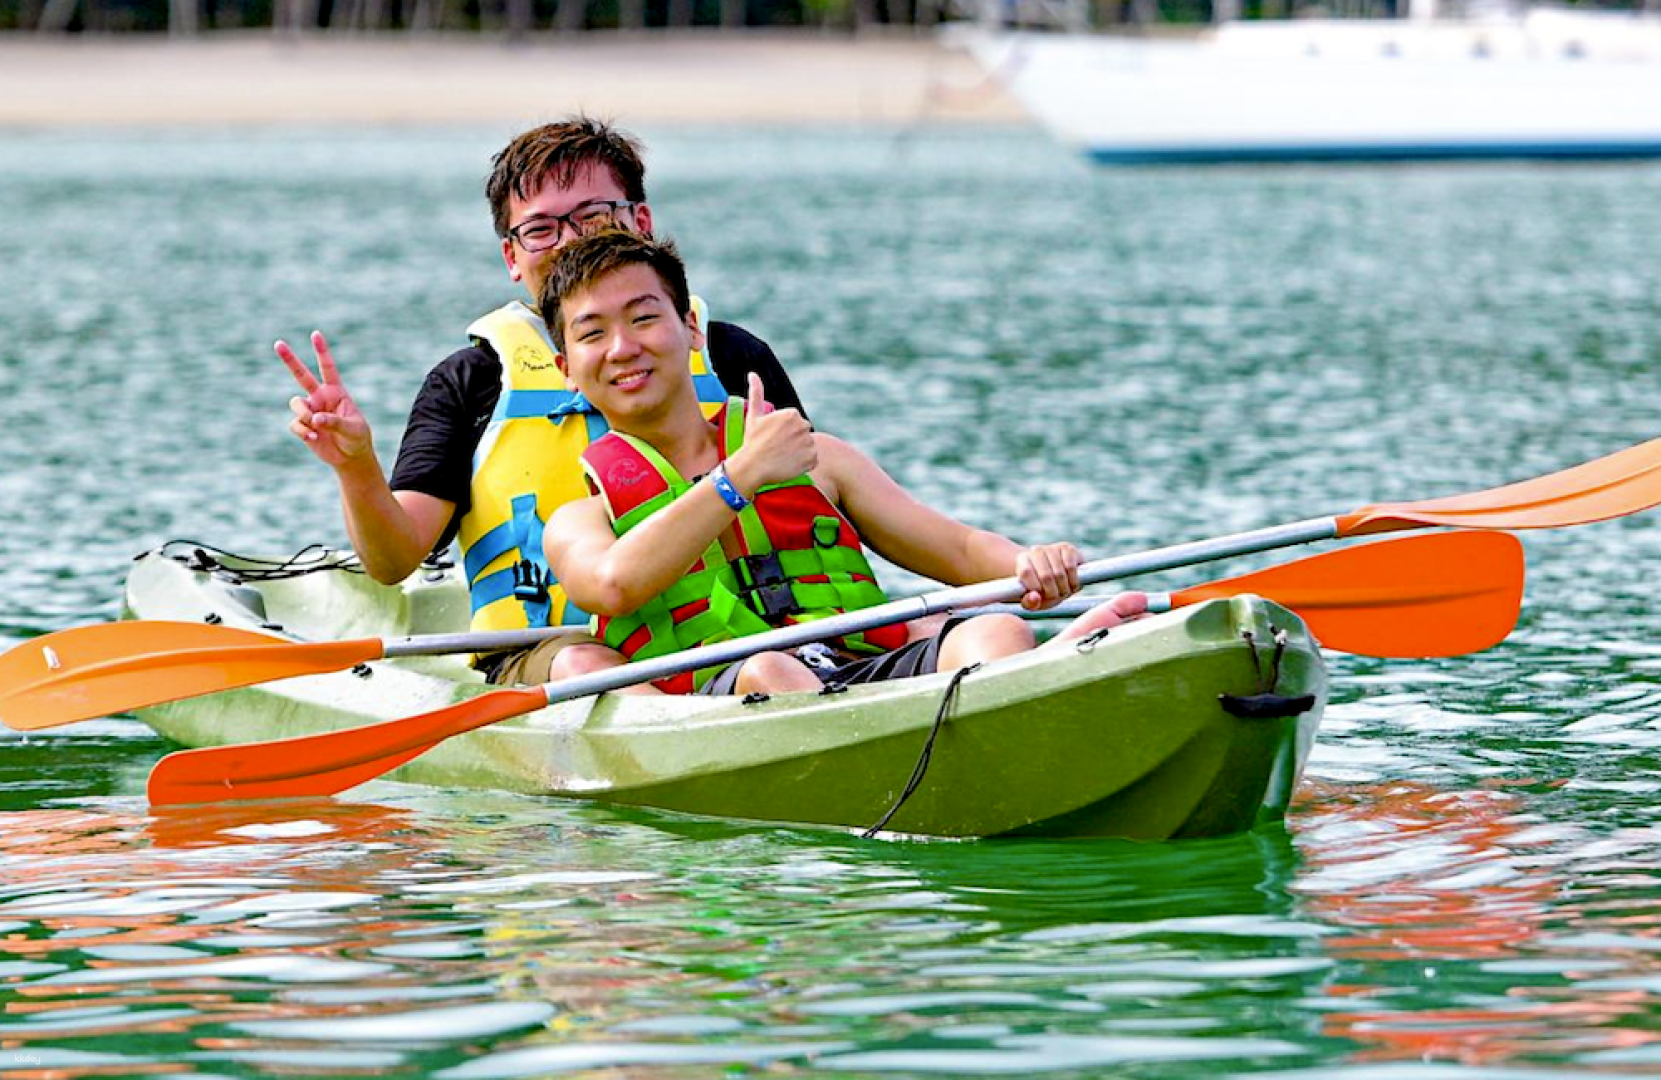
[482,629,601,686]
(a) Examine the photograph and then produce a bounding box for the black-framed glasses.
[507,200,637,252]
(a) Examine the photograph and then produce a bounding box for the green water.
[5,126,1661,1078]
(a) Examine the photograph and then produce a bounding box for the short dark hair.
[539,229,690,353]
[486,116,648,239]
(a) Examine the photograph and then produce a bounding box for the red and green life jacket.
[579,398,908,693]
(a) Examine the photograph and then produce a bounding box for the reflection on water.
[3,128,1661,1076]
[1294,778,1661,1070]
[0,795,1318,1077]
[2,780,1660,1076]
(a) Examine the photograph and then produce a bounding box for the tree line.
[1,0,1639,35]
[7,0,991,32]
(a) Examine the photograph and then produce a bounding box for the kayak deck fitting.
[122,546,1327,840]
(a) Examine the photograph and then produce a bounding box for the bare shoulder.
[811,431,874,473]
[549,493,609,536]
[809,432,893,507]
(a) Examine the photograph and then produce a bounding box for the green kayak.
[122,547,1327,840]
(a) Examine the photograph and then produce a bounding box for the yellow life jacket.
[457,297,728,632]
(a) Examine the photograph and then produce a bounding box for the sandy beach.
[0,31,1026,127]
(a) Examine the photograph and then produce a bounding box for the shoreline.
[0,31,1028,128]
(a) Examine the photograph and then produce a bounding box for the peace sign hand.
[277,331,374,470]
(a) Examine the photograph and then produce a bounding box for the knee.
[965,612,1036,648]
[735,651,820,694]
[546,643,629,680]
[941,613,1035,665]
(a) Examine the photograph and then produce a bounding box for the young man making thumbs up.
[540,229,1144,696]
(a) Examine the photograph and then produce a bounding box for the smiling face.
[554,262,704,427]
[501,164,654,306]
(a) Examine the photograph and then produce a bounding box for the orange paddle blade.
[1337,437,1661,536]
[146,686,548,807]
[1171,530,1523,658]
[0,622,383,732]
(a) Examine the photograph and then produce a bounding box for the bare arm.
[545,486,737,618]
[816,437,1081,610]
[336,462,454,584]
[278,331,453,584]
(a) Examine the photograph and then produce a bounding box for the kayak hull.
[123,549,1326,840]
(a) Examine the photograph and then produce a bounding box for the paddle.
[141,528,1526,807]
[0,526,1525,736]
[0,622,585,734]
[10,434,1658,742]
[970,528,1523,659]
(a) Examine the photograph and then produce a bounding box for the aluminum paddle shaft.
[531,517,1345,709]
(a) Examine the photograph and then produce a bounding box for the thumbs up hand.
[745,369,775,419]
[725,374,816,497]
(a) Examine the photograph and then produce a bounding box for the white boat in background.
[954,5,1661,163]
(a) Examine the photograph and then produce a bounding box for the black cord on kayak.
[159,540,363,579]
[156,540,453,581]
[1220,626,1315,720]
[862,662,981,840]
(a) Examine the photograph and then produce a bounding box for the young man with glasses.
[279,117,804,684]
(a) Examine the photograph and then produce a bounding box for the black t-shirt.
[389,320,804,552]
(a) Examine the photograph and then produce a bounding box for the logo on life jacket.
[606,456,650,490]
[512,344,556,373]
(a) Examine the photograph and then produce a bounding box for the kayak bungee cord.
[158,540,369,581]
[862,662,982,839]
[155,539,459,584]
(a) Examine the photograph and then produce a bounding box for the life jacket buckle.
[752,582,799,620]
[796,642,841,672]
[736,551,801,621]
[512,559,550,602]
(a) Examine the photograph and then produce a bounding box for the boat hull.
[962,16,1661,164]
[123,549,1326,840]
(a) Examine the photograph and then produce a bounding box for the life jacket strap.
[502,387,588,420]
[732,551,799,620]
[612,481,693,535]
